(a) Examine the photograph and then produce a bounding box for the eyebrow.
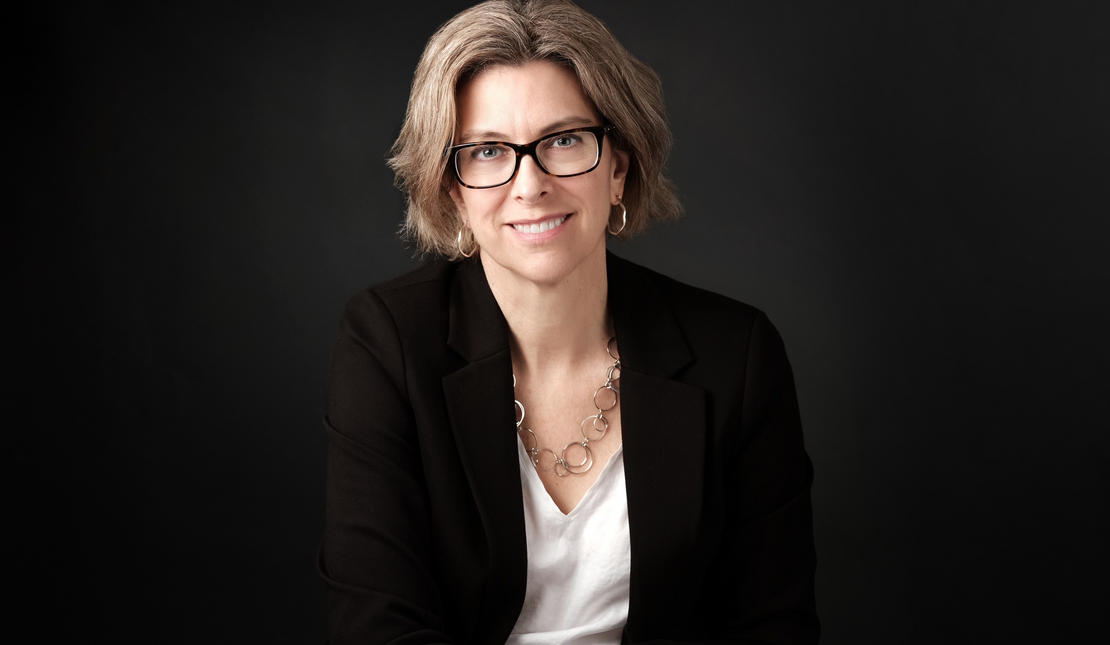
[458,116,597,143]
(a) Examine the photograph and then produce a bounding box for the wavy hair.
[389,0,682,258]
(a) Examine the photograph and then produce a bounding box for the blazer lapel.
[441,260,526,642]
[608,253,708,638]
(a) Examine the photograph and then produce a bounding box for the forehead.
[455,60,599,142]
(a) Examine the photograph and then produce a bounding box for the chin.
[507,256,580,286]
[483,243,603,288]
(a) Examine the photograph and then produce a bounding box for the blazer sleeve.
[642,311,819,645]
[712,310,819,642]
[319,289,454,644]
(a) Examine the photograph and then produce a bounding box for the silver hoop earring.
[607,202,627,236]
[456,228,476,258]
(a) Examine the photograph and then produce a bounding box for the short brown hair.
[389,0,682,258]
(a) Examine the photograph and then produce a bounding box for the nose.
[511,153,550,203]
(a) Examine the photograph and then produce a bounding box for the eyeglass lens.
[454,130,600,188]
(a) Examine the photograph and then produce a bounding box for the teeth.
[514,216,566,233]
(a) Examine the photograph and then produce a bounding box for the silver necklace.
[513,338,621,477]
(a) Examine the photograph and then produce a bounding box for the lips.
[511,215,567,234]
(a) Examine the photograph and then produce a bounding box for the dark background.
[14,1,1109,642]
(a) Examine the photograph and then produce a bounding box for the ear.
[609,147,630,202]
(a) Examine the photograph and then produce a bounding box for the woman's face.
[450,60,629,287]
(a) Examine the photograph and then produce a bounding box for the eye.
[548,133,583,148]
[469,145,505,161]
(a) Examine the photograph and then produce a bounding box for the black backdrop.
[15,1,1109,642]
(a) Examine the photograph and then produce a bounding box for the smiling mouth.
[512,215,567,234]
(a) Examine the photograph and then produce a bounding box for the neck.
[481,246,611,375]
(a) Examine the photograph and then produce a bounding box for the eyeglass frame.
[446,125,615,189]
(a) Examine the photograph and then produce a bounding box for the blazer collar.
[441,259,524,642]
[605,251,694,378]
[446,258,511,362]
[604,253,708,637]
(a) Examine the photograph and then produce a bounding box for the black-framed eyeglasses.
[447,125,614,189]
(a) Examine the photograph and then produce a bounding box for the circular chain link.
[515,338,620,477]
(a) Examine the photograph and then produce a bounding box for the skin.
[451,60,629,513]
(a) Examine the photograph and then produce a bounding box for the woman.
[320,1,818,643]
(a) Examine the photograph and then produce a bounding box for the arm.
[319,289,453,644]
[708,310,819,642]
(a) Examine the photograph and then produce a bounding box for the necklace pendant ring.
[593,384,618,411]
[561,441,594,474]
[581,414,609,441]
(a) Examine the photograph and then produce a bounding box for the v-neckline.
[516,437,625,520]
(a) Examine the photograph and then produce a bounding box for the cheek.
[450,179,502,220]
[588,171,617,205]
[462,191,507,225]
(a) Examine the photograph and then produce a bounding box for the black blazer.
[320,252,818,644]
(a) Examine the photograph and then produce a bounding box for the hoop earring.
[607,201,627,236]
[456,228,477,258]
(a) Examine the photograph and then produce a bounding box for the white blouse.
[506,439,631,644]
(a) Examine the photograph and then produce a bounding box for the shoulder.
[608,253,772,352]
[606,252,794,409]
[328,259,465,415]
[330,259,462,394]
[347,258,456,316]
[338,258,459,342]
[620,256,760,320]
